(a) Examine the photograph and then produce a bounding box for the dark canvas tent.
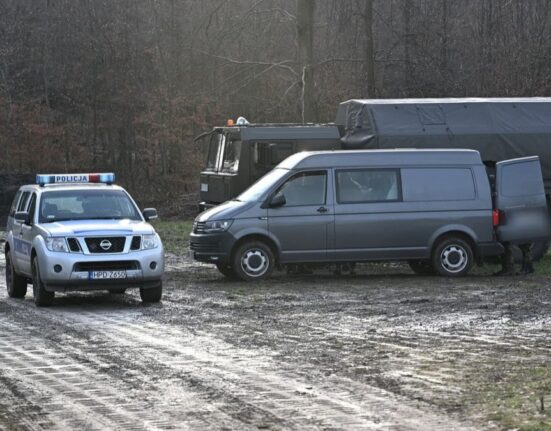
[335,98,551,190]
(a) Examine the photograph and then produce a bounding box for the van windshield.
[236,168,289,202]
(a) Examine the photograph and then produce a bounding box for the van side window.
[401,168,476,201]
[274,171,327,206]
[336,169,400,203]
[17,191,31,212]
[9,191,22,217]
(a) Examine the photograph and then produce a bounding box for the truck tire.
[32,257,54,307]
[216,264,238,280]
[140,282,162,303]
[232,241,274,281]
[432,236,474,277]
[408,260,436,276]
[5,251,27,298]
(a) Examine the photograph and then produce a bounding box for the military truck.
[196,120,340,210]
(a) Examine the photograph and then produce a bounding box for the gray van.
[190,149,548,281]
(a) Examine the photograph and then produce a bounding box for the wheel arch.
[230,233,280,263]
[430,229,477,256]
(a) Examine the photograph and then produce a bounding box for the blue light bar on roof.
[36,173,115,186]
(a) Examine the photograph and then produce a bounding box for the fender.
[428,224,478,250]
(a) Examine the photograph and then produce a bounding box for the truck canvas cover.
[336,98,551,187]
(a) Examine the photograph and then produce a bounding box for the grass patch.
[152,219,194,254]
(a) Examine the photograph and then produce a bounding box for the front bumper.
[37,245,164,291]
[189,231,235,265]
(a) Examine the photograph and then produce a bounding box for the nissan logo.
[100,239,112,251]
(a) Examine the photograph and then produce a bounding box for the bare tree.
[297,0,316,122]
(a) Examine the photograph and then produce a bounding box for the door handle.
[317,206,328,213]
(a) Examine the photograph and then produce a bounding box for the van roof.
[278,149,482,170]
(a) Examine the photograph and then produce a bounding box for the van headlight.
[204,219,233,233]
[45,237,69,253]
[142,234,159,250]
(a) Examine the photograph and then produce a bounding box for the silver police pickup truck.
[4,173,164,306]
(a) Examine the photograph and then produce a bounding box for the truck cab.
[197,120,340,211]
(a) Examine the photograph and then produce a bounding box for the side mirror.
[14,211,31,225]
[143,208,158,221]
[270,194,286,208]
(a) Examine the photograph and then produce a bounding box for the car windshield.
[236,168,289,202]
[206,133,225,171]
[39,189,142,223]
[222,138,241,173]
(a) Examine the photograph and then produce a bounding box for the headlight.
[142,234,159,250]
[204,219,233,233]
[45,237,69,253]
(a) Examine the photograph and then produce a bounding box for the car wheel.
[5,251,27,298]
[32,257,54,307]
[232,241,274,281]
[216,264,238,280]
[109,288,127,295]
[140,282,162,303]
[408,260,436,276]
[432,237,473,277]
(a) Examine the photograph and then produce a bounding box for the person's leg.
[495,243,515,276]
[520,243,534,275]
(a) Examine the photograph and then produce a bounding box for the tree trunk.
[363,0,375,98]
[297,0,316,123]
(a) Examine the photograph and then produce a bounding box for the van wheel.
[32,258,54,307]
[408,260,436,276]
[232,241,274,281]
[432,237,473,277]
[140,282,162,303]
[216,264,238,280]
[6,251,27,298]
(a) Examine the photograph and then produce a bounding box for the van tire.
[140,282,162,303]
[408,260,436,276]
[232,241,274,281]
[432,237,474,277]
[32,258,54,307]
[6,251,27,298]
[216,264,238,280]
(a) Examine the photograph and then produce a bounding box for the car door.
[12,191,32,272]
[495,156,550,244]
[267,170,333,263]
[18,192,37,275]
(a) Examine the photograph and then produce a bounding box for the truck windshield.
[206,133,225,171]
[236,168,289,202]
[222,138,242,173]
[39,189,142,223]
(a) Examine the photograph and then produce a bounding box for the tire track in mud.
[0,294,476,431]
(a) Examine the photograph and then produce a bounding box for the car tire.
[432,236,474,277]
[5,251,27,298]
[140,282,162,303]
[32,257,54,307]
[216,264,238,280]
[109,288,127,295]
[408,260,436,276]
[232,241,275,281]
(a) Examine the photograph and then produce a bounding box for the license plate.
[89,270,127,280]
[200,183,208,192]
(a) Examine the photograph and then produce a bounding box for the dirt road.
[0,252,549,430]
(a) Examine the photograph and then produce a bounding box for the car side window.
[336,169,400,204]
[274,171,327,206]
[27,194,37,224]
[17,191,31,212]
[9,191,22,217]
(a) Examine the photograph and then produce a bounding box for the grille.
[74,261,140,272]
[193,222,206,234]
[190,241,219,252]
[130,236,141,250]
[67,238,81,253]
[85,237,126,253]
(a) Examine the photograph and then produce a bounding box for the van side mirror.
[143,208,158,221]
[14,211,30,225]
[270,194,286,208]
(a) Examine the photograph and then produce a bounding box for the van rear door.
[495,156,550,243]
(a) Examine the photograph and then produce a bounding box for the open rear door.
[495,156,550,244]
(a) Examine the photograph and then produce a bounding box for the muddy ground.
[0,250,549,430]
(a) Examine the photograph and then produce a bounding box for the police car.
[4,173,164,306]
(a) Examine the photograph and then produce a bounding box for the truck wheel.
[432,237,473,277]
[408,260,436,276]
[140,282,162,303]
[232,241,274,281]
[32,257,54,307]
[5,251,27,298]
[109,288,127,294]
[216,264,238,280]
